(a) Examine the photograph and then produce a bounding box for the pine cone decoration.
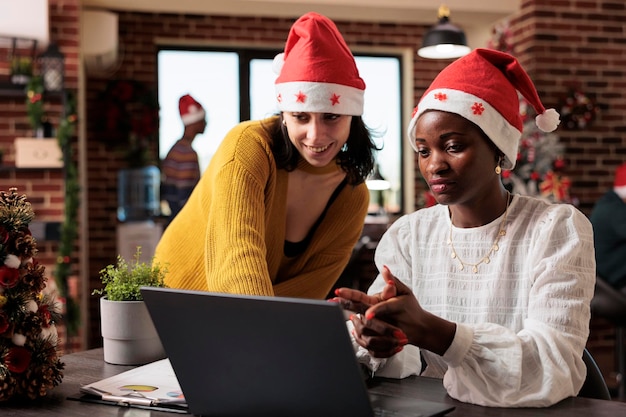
[0,188,64,401]
[0,370,16,401]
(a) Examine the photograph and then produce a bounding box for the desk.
[2,349,626,417]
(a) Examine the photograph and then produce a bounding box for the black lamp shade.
[418,16,471,59]
[38,43,65,92]
[366,164,391,191]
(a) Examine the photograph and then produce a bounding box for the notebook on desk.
[140,286,454,417]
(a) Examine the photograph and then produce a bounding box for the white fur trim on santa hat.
[181,104,206,126]
[614,185,626,200]
[407,88,521,170]
[276,81,364,116]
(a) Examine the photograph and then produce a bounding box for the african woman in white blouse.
[333,49,595,408]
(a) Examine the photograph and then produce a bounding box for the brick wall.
[0,0,80,353]
[511,0,626,213]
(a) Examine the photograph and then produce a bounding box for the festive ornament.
[539,171,572,202]
[0,188,64,401]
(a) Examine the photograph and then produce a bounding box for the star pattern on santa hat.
[330,93,341,105]
[472,102,485,115]
[295,91,307,103]
[434,92,447,101]
[277,93,282,103]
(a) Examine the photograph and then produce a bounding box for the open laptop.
[141,287,454,417]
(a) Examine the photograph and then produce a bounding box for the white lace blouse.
[358,194,595,407]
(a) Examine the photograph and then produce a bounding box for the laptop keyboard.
[373,407,424,417]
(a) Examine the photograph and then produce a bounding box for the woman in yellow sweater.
[154,12,378,299]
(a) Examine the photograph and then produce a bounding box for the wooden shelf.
[0,82,27,97]
[0,81,66,98]
[0,165,63,171]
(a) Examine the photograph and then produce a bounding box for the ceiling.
[82,0,520,27]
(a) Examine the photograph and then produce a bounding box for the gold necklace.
[447,192,511,274]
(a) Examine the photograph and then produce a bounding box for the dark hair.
[268,114,380,185]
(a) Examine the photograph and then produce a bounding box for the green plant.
[92,247,168,301]
[55,92,80,335]
[10,57,33,76]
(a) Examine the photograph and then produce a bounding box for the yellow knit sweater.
[154,117,369,299]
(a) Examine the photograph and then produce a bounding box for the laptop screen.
[141,287,454,417]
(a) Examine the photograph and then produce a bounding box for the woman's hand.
[338,266,456,357]
[331,265,398,314]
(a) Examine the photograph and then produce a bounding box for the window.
[157,48,403,214]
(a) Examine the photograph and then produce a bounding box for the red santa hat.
[614,163,626,187]
[273,12,365,116]
[179,94,206,126]
[407,48,560,169]
[613,163,626,198]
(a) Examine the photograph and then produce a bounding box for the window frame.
[156,44,412,215]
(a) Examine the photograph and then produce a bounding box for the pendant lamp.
[418,5,470,60]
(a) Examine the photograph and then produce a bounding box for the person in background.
[590,162,626,292]
[161,94,207,227]
[154,12,378,299]
[333,48,595,407]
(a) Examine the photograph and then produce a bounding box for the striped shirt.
[161,139,200,223]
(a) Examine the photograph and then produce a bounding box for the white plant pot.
[100,297,166,365]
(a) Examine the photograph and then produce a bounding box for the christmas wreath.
[559,89,598,130]
[0,189,64,401]
[97,79,159,167]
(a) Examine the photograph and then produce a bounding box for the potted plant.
[92,247,168,365]
[10,56,33,85]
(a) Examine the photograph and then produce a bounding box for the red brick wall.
[0,0,80,353]
[511,0,626,212]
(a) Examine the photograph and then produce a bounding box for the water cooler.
[116,166,162,263]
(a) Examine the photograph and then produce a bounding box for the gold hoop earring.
[282,119,287,126]
[495,157,502,175]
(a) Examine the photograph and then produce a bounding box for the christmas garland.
[0,189,64,401]
[54,93,80,336]
[25,76,45,130]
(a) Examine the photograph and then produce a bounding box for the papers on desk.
[74,358,188,413]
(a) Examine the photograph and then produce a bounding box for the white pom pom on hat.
[407,48,560,170]
[273,12,365,116]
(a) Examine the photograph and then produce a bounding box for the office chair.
[578,348,612,400]
[590,276,626,400]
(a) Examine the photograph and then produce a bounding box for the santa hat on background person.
[179,94,206,126]
[273,12,365,116]
[613,163,626,199]
[407,48,560,170]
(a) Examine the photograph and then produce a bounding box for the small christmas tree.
[487,20,573,204]
[502,97,573,203]
[0,188,64,401]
